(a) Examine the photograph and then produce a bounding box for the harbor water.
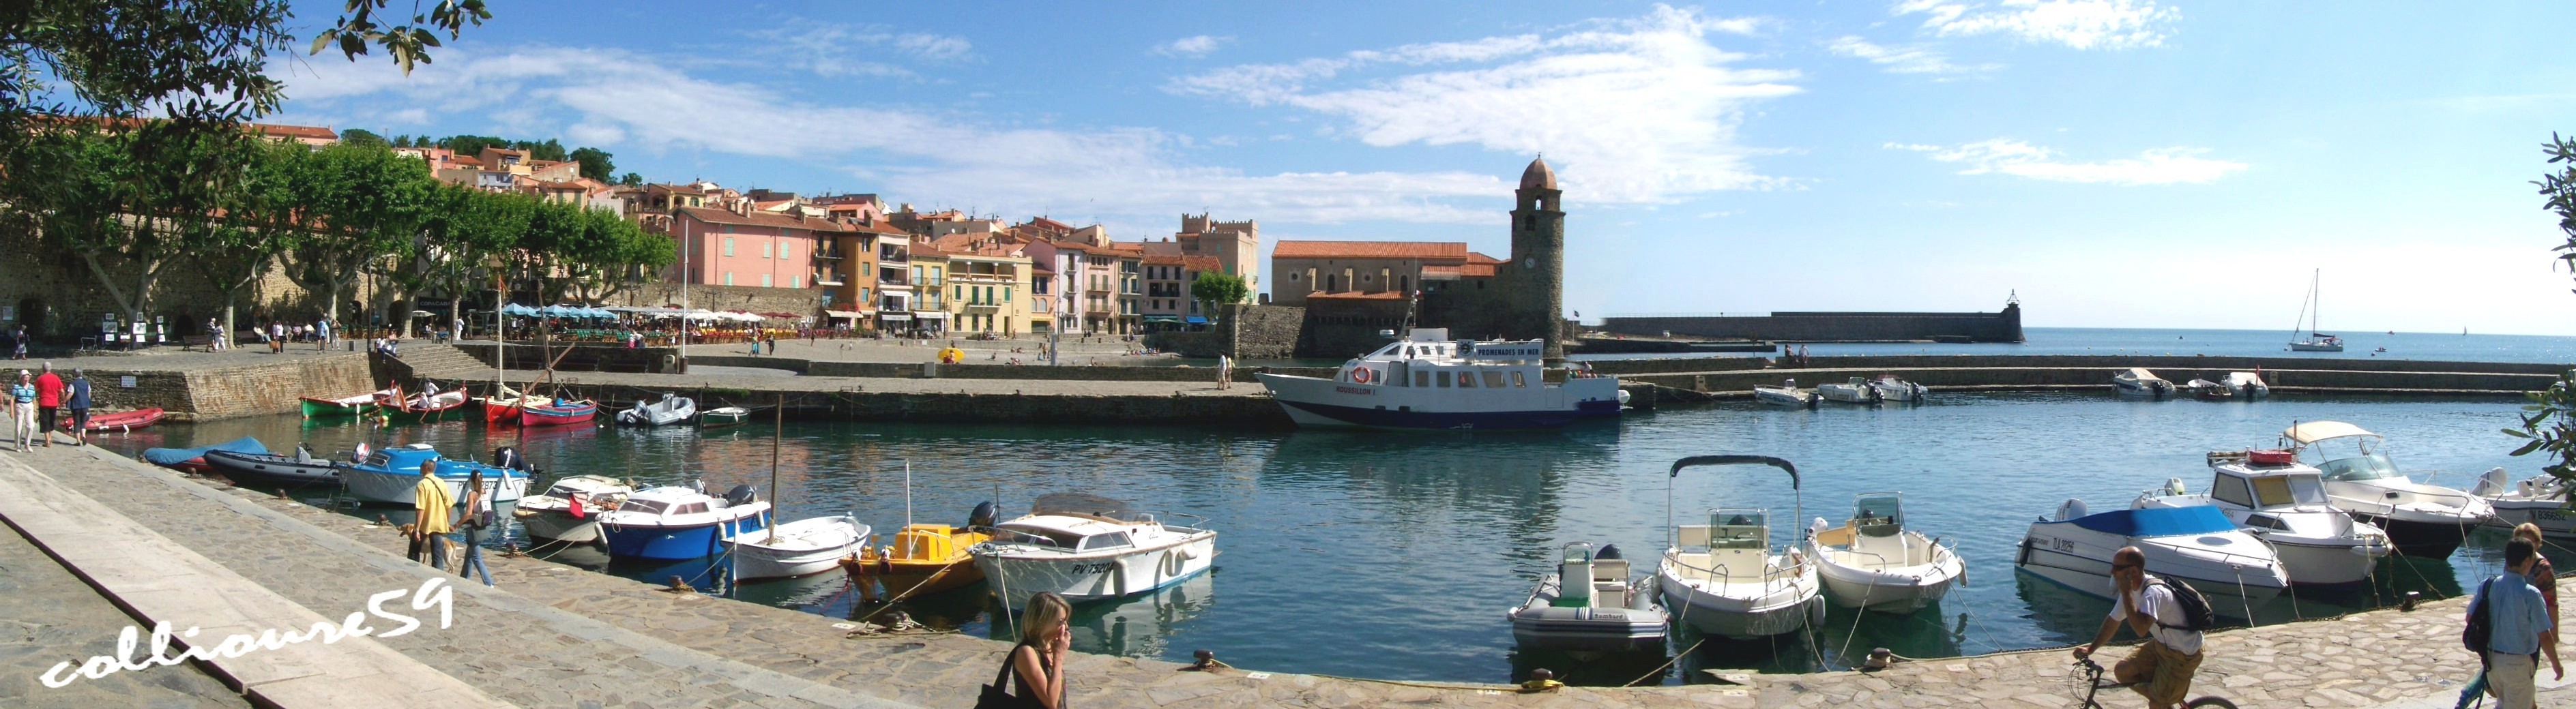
[108,391,2544,685]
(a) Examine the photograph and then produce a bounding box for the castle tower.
[1508,157,1566,359]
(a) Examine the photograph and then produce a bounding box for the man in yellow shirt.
[411,460,455,571]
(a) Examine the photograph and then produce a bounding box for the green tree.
[619,172,643,187]
[1190,271,1249,320]
[2510,133,2576,485]
[338,127,387,146]
[308,0,490,74]
[434,134,507,157]
[570,147,615,181]
[276,142,433,331]
[183,136,300,346]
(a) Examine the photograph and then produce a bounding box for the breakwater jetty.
[0,442,2546,708]
[1609,353,2562,406]
[1600,301,2024,344]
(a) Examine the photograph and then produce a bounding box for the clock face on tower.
[1523,258,1535,269]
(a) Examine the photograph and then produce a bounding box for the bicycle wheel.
[2184,697,2239,708]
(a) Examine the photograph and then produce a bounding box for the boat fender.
[969,501,997,529]
[724,484,759,507]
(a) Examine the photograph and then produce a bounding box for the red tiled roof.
[1141,254,1184,266]
[1051,240,1094,252]
[1421,265,1462,277]
[252,123,337,140]
[1459,262,1496,277]
[1273,241,1468,260]
[1306,291,1407,301]
[1466,252,1503,265]
[673,206,853,232]
[1182,256,1224,272]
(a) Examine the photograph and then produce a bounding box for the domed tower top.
[1519,156,1556,190]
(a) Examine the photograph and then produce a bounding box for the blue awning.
[1185,316,1209,325]
[1143,314,1182,322]
[2065,506,2237,537]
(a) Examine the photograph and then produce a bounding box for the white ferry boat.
[1253,329,1625,430]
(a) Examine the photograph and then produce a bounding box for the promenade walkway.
[3,438,2574,707]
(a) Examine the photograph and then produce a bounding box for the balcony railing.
[877,272,911,286]
[878,250,909,262]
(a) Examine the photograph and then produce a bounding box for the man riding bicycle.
[2073,546,2204,709]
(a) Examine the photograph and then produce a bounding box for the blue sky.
[267,1,2576,334]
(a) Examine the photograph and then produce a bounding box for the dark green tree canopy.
[2508,133,2576,485]
[570,147,614,181]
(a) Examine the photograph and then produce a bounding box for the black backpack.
[2465,577,2499,657]
[2146,575,2217,633]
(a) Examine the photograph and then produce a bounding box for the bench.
[181,335,215,350]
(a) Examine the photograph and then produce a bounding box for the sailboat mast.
[2311,269,2321,334]
[766,393,781,543]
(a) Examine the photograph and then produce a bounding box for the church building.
[1269,157,1570,358]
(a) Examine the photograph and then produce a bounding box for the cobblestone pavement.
[0,508,251,709]
[10,440,2573,708]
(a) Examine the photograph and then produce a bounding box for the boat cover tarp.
[1033,492,1138,522]
[143,436,269,466]
[2065,506,2236,537]
[2283,421,2376,444]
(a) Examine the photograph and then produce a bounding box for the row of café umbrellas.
[499,303,805,324]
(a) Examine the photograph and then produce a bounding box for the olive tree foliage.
[308,0,489,74]
[1190,271,1250,318]
[2506,133,2576,487]
[275,141,433,329]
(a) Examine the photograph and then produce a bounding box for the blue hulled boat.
[334,444,531,506]
[600,484,771,560]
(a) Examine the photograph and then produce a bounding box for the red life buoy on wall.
[1351,367,1372,384]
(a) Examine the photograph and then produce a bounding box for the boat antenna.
[767,393,782,543]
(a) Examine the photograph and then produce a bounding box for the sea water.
[118,389,2549,684]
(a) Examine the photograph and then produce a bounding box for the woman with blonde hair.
[1004,592,1071,708]
[2517,524,2561,667]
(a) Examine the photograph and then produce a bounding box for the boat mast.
[2311,269,2322,335]
[766,393,781,543]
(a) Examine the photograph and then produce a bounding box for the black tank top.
[1010,644,1061,706]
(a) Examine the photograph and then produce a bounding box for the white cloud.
[1826,35,2000,75]
[1888,138,2245,184]
[269,46,1503,225]
[1154,35,1231,59]
[1167,5,1792,203]
[732,23,974,78]
[1893,0,2177,50]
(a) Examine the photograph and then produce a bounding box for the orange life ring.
[1351,367,1373,384]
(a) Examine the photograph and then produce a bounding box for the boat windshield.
[1708,510,1768,549]
[618,499,669,515]
[995,525,1082,549]
[2252,474,2329,507]
[1852,494,1903,537]
[2318,453,2404,482]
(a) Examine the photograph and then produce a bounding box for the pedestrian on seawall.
[455,470,493,586]
[989,591,1070,709]
[2072,546,2204,709]
[33,363,61,447]
[2470,537,2560,709]
[64,370,90,447]
[8,371,35,451]
[2463,524,2565,706]
[409,460,455,571]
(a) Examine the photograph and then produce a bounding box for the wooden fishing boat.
[479,382,540,425]
[520,399,598,427]
[299,387,394,418]
[80,408,165,432]
[845,522,992,597]
[383,390,470,423]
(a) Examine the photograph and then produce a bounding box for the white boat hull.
[2017,524,2287,616]
[2266,537,2382,586]
[725,517,867,580]
[1255,373,1621,430]
[1753,388,1813,407]
[516,509,603,543]
[2289,342,2344,352]
[978,532,1217,609]
[1811,543,1963,613]
[1654,569,1821,639]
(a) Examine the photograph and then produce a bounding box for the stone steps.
[393,342,496,382]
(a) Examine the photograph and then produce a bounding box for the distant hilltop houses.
[7,120,1567,348]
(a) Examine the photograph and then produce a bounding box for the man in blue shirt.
[2477,538,2559,708]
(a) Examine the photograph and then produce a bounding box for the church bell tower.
[1508,156,1566,359]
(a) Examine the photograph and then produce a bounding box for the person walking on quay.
[409,460,456,571]
[10,324,26,360]
[982,591,1070,709]
[1216,353,1233,390]
[8,371,35,451]
[2470,537,2560,709]
[454,470,494,587]
[205,316,225,351]
[2072,546,2204,709]
[32,363,61,447]
[2463,524,2566,707]
[63,371,90,447]
[314,317,330,350]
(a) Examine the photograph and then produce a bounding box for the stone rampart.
[600,282,825,318]
[70,352,375,421]
[0,226,344,343]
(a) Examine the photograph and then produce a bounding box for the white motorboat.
[2283,421,2495,558]
[725,515,868,580]
[1804,492,1963,613]
[513,474,634,543]
[1253,329,1624,429]
[1655,455,1824,639]
[2287,269,2345,352]
[971,493,1217,609]
[1817,378,1876,404]
[1753,379,1818,408]
[336,444,531,506]
[2184,379,2233,399]
[598,483,772,560]
[616,393,698,427]
[2132,451,2392,586]
[2016,500,2289,617]
[2112,368,2176,397]
[2223,372,2269,398]
[1506,543,1668,652]
[1869,374,1927,403]
[2475,468,2576,537]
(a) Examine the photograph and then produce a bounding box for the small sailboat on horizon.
[2288,269,2343,352]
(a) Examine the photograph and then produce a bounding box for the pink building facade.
[667,206,847,290]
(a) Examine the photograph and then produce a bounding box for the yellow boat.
[843,523,990,601]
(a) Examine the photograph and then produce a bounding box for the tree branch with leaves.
[2507,133,2576,487]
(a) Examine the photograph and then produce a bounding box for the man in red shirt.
[32,363,62,447]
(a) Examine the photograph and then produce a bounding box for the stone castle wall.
[0,226,338,343]
[602,282,826,318]
[67,352,375,421]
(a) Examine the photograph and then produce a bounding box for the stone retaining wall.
[71,352,375,421]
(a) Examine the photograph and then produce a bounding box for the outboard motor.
[967,500,997,529]
[723,484,759,507]
[2472,467,2511,497]
[2165,477,2187,496]
[493,446,529,471]
[2055,498,2089,522]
